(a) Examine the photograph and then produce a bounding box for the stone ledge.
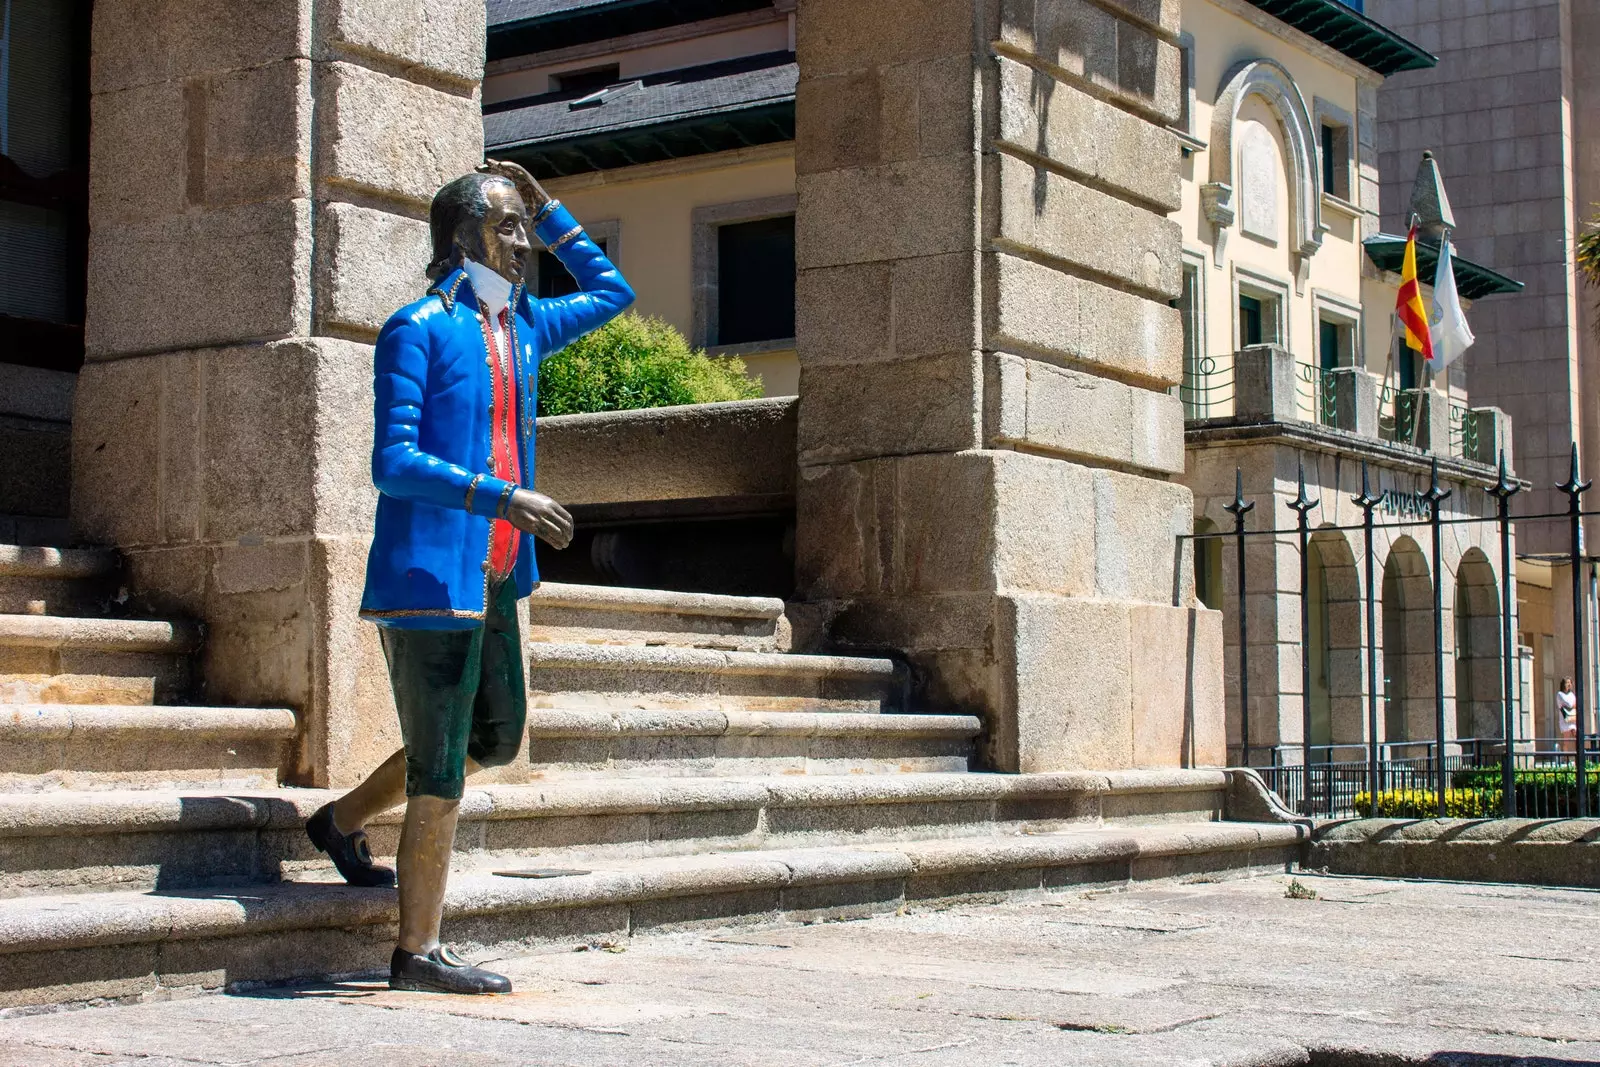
[0,769,1229,837]
[0,821,1300,961]
[0,545,117,581]
[523,708,982,740]
[530,583,785,622]
[1308,817,1600,889]
[0,705,298,742]
[0,615,201,655]
[536,398,797,509]
[527,643,901,684]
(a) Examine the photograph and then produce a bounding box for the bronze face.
[464,179,532,283]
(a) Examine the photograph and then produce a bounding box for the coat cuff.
[533,203,582,253]
[464,474,518,517]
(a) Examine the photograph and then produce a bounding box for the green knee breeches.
[379,578,527,800]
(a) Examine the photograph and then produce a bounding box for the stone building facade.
[1367,0,1600,741]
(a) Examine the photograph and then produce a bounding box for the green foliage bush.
[537,312,763,416]
[1352,787,1501,819]
[1451,766,1600,818]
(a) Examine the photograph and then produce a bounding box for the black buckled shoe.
[305,803,396,888]
[390,945,512,994]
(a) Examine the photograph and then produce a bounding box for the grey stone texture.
[536,398,798,508]
[74,1,484,787]
[794,0,1218,774]
[1,875,1595,1065]
[1311,816,1600,888]
[1369,0,1599,556]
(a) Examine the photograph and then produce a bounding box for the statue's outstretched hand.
[477,158,552,214]
[504,488,574,550]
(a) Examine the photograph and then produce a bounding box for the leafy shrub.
[1352,787,1501,819]
[537,312,763,416]
[1451,766,1600,818]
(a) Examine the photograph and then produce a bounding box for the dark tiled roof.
[485,51,795,178]
[1243,0,1434,75]
[1362,235,1523,301]
[488,0,771,61]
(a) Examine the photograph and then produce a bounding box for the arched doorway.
[1454,549,1503,745]
[1307,529,1363,756]
[1381,537,1434,751]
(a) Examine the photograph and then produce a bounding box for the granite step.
[0,770,1230,896]
[526,643,906,714]
[527,581,790,652]
[0,544,120,616]
[0,704,297,792]
[0,816,1305,1009]
[0,613,200,706]
[513,707,979,778]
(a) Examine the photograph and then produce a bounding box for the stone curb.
[522,708,981,739]
[529,582,785,621]
[0,614,200,653]
[0,769,1229,837]
[0,822,1301,956]
[0,545,118,580]
[0,704,298,744]
[526,642,901,681]
[1308,816,1600,888]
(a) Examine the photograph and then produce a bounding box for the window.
[1239,295,1264,347]
[1176,263,1208,418]
[1234,273,1284,350]
[715,216,794,345]
[690,195,797,351]
[1318,316,1358,372]
[552,64,620,95]
[1320,124,1351,200]
[1313,98,1354,204]
[0,0,91,371]
[1395,336,1418,390]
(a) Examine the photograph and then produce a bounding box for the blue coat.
[359,203,634,629]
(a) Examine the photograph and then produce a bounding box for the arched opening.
[1307,528,1363,756]
[1194,518,1223,611]
[1381,537,1434,750]
[1454,549,1503,745]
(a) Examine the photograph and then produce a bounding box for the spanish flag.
[1395,223,1434,363]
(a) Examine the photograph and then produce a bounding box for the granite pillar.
[73,0,484,786]
[792,0,1224,771]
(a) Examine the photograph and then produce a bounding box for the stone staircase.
[0,562,1304,1010]
[0,544,297,792]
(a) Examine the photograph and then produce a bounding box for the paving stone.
[2,875,1595,1066]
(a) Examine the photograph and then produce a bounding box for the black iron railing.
[1194,446,1599,819]
[1257,742,1600,819]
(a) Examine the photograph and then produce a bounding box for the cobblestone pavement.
[1,872,1596,1066]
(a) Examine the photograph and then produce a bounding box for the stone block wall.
[74,0,485,786]
[793,0,1223,772]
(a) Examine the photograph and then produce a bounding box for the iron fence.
[1257,742,1600,820]
[1196,446,1600,819]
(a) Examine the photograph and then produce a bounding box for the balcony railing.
[1180,344,1507,463]
[1294,361,1339,427]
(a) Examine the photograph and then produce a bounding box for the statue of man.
[302,159,634,994]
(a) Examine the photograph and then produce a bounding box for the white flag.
[1428,238,1474,373]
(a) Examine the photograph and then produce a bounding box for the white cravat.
[462,259,513,322]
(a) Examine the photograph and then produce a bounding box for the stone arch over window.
[1381,536,1434,750]
[1307,527,1364,757]
[1201,58,1325,288]
[1453,549,1503,743]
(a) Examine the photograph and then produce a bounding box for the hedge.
[537,312,763,416]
